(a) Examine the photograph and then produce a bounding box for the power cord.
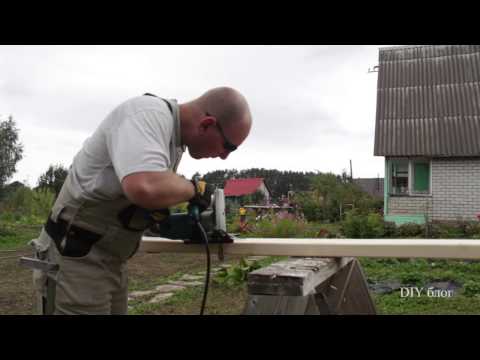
[194,218,210,316]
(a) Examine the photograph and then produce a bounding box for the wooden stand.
[243,257,376,315]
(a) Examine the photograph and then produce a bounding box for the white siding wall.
[431,158,480,221]
[388,158,480,221]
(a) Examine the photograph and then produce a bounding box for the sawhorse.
[20,257,59,315]
[243,257,376,315]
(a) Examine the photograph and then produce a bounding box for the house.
[353,178,384,199]
[374,45,480,225]
[223,178,271,204]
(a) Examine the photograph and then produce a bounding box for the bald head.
[195,87,252,131]
[179,86,252,160]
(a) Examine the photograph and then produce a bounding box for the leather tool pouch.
[45,213,102,258]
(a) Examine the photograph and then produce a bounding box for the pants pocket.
[96,228,141,262]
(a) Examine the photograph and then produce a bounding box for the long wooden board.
[140,237,480,259]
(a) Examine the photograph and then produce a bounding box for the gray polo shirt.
[66,95,185,202]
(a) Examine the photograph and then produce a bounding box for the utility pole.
[349,160,353,182]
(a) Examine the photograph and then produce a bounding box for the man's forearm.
[122,170,196,209]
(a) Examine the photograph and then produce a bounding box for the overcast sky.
[0,45,397,187]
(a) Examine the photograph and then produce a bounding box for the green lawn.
[127,256,480,315]
[359,257,480,314]
[0,223,41,250]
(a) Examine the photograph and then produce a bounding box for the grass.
[374,293,480,315]
[359,257,480,285]
[129,282,248,315]
[127,255,480,315]
[0,223,42,250]
[360,257,480,314]
[128,272,186,293]
[127,255,286,315]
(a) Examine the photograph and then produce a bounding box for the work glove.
[188,178,214,213]
[149,208,170,223]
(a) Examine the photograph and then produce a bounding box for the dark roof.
[374,45,480,157]
[224,178,268,197]
[353,178,384,199]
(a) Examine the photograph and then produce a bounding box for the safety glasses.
[206,112,238,152]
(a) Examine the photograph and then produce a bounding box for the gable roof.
[224,178,267,197]
[374,45,480,157]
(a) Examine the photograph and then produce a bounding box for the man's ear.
[199,116,216,131]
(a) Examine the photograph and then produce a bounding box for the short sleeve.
[106,110,173,181]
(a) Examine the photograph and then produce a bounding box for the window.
[390,159,430,195]
[413,162,430,194]
[391,161,409,194]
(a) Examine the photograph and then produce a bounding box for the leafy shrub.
[464,222,480,238]
[430,222,466,239]
[429,270,458,281]
[316,227,331,238]
[396,223,424,238]
[214,258,262,286]
[247,218,317,238]
[463,280,480,297]
[341,210,385,238]
[366,213,385,238]
[0,187,55,224]
[375,258,400,265]
[399,271,426,286]
[383,221,397,237]
[0,225,14,237]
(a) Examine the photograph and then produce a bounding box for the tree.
[37,164,68,198]
[0,115,24,190]
[0,180,25,202]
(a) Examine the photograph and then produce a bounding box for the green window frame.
[389,158,431,196]
[413,162,430,193]
[391,160,409,195]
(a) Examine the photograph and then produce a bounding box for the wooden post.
[243,257,376,315]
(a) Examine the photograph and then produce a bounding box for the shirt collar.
[168,99,186,152]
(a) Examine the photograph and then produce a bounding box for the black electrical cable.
[195,218,210,315]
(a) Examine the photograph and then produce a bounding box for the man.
[238,204,247,232]
[31,87,252,315]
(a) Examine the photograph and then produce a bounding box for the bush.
[464,222,480,238]
[430,222,467,239]
[247,218,317,238]
[396,223,424,238]
[214,258,262,286]
[366,213,385,238]
[0,187,55,224]
[341,210,385,238]
[463,280,480,297]
[383,221,397,237]
[399,271,426,286]
[0,225,14,237]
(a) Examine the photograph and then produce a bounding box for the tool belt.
[45,213,103,258]
[45,205,170,258]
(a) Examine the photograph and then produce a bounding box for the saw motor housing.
[152,188,234,244]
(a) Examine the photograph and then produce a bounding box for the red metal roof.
[224,178,265,197]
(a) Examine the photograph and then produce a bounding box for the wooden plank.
[247,257,353,296]
[140,237,480,259]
